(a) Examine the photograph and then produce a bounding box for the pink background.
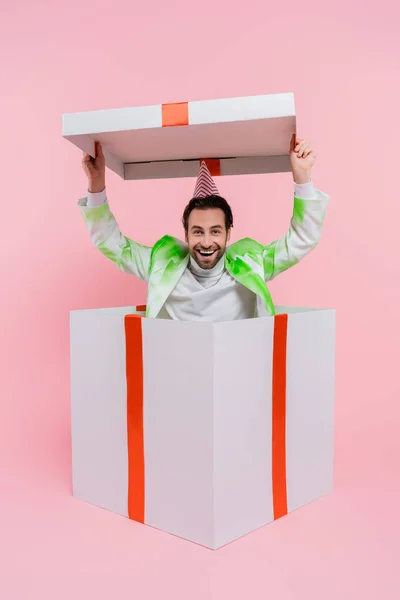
[1,0,399,597]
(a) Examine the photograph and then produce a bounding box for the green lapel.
[146,235,190,318]
[225,238,276,316]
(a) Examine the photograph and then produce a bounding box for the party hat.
[193,160,219,198]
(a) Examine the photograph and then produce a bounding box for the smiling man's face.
[185,207,231,270]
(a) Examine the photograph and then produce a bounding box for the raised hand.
[289,133,316,184]
[82,141,106,193]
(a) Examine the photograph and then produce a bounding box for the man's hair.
[182,195,234,232]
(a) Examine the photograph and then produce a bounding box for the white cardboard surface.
[62,93,296,180]
[69,305,335,549]
[70,306,136,517]
[142,318,214,548]
[213,318,275,549]
[285,310,336,511]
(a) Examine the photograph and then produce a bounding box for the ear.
[226,228,231,242]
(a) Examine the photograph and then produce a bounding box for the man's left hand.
[289,133,316,184]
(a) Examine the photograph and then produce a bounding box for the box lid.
[62,92,296,180]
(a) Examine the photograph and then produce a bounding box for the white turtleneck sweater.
[157,254,257,321]
[86,180,316,321]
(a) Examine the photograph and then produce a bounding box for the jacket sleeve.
[78,195,152,282]
[262,186,330,282]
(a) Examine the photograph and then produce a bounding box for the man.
[78,135,329,321]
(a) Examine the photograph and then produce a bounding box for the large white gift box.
[62,92,296,180]
[70,304,335,550]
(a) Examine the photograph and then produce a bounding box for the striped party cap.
[193,160,219,198]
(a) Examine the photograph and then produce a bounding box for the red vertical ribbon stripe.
[125,314,145,523]
[272,313,288,520]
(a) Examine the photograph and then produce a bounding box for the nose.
[202,233,212,248]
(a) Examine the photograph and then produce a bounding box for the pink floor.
[1,367,399,599]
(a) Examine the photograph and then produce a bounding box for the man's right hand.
[82,141,106,193]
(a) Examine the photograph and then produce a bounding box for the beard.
[190,245,225,270]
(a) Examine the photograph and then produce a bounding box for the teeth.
[199,250,215,255]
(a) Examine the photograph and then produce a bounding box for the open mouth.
[197,249,217,258]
